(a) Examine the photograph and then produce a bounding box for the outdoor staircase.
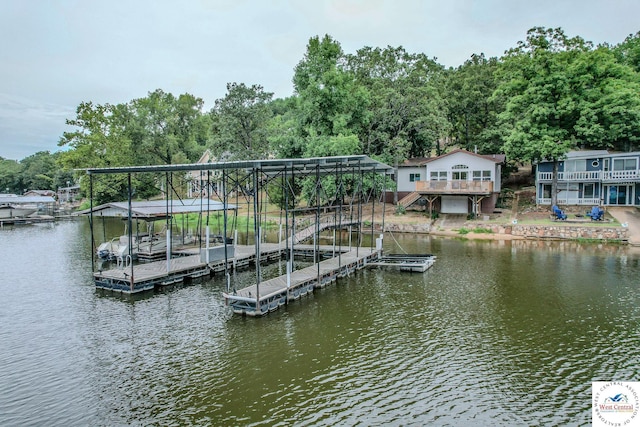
[398,192,422,208]
[285,215,360,245]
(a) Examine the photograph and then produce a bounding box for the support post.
[89,173,95,273]
[252,167,261,314]
[127,173,134,291]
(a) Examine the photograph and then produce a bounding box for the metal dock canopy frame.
[83,155,393,176]
[83,155,394,314]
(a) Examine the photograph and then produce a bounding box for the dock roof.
[83,155,393,177]
[79,199,236,219]
[0,195,56,204]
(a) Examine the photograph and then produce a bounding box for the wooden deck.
[94,242,355,294]
[222,248,381,317]
[368,254,437,272]
[95,254,210,293]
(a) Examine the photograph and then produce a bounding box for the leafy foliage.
[211,83,273,160]
[9,27,638,207]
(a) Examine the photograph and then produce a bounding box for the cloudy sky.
[1,0,638,160]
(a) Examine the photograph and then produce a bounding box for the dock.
[95,254,210,292]
[368,254,437,272]
[94,242,354,294]
[83,155,398,315]
[222,248,381,317]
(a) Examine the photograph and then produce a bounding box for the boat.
[96,226,196,261]
[96,235,141,261]
[87,198,236,261]
[0,204,37,219]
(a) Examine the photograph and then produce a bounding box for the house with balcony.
[535,150,640,207]
[396,149,505,215]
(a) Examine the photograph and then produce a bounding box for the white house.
[396,149,505,215]
[187,150,224,198]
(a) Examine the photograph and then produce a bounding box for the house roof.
[402,157,430,167]
[563,150,610,160]
[537,150,640,163]
[401,150,505,167]
[24,189,56,196]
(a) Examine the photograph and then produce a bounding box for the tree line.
[3,27,639,204]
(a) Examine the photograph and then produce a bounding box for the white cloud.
[0,0,638,160]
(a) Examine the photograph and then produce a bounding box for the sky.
[1,0,639,161]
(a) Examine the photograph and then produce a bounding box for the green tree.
[613,31,640,72]
[267,97,303,158]
[345,45,449,159]
[0,157,21,193]
[497,27,640,206]
[446,53,503,154]
[58,101,135,204]
[293,35,370,139]
[496,27,593,206]
[17,151,59,191]
[58,90,211,204]
[129,89,206,165]
[211,82,273,160]
[571,46,640,152]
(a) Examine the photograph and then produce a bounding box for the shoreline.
[376,216,630,244]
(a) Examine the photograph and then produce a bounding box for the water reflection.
[0,220,638,426]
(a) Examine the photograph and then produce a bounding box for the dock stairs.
[398,192,422,208]
[287,215,359,245]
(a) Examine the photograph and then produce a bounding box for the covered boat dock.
[84,155,432,316]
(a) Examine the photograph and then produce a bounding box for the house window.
[409,173,421,182]
[583,183,595,198]
[473,170,492,181]
[430,171,447,181]
[613,158,637,171]
[565,160,586,172]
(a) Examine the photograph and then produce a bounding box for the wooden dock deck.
[95,254,210,293]
[222,248,381,317]
[94,242,354,294]
[368,254,437,272]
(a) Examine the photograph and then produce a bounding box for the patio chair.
[552,205,567,220]
[587,206,604,221]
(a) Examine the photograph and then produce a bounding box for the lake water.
[1,220,639,426]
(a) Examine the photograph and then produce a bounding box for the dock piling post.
[205,225,210,264]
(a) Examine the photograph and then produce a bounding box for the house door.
[605,185,634,205]
[452,171,468,180]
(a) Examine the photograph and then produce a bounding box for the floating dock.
[94,243,353,294]
[222,248,381,317]
[368,254,437,272]
[95,254,210,292]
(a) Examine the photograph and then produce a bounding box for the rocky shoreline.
[377,217,629,243]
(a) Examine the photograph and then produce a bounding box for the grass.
[458,227,493,235]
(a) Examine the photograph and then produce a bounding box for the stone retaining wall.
[509,224,628,241]
[377,221,629,242]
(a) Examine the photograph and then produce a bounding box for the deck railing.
[537,197,601,206]
[538,170,640,182]
[537,171,602,181]
[415,180,493,194]
[602,170,640,181]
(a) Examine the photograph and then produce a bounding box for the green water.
[0,220,638,426]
